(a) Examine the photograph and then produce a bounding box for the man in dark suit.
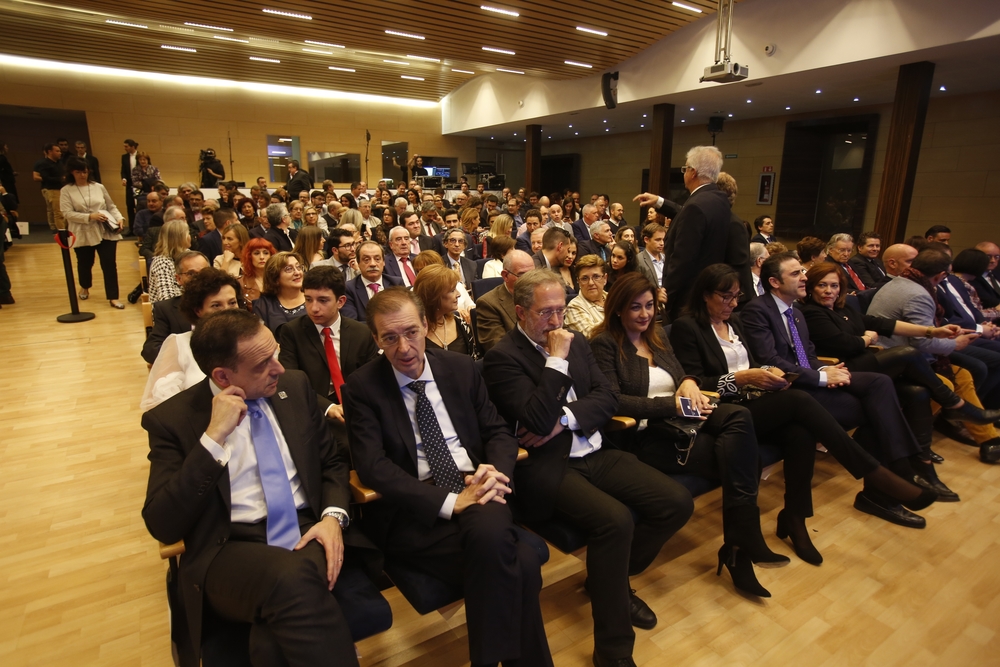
[828,233,870,292]
[73,140,101,183]
[848,231,891,289]
[121,139,139,227]
[633,145,733,321]
[342,241,403,322]
[483,269,693,667]
[140,252,210,364]
[279,265,378,425]
[198,209,232,267]
[577,220,613,262]
[441,228,477,290]
[572,204,598,244]
[263,203,297,253]
[344,288,552,667]
[973,241,1000,308]
[382,226,418,288]
[402,211,442,256]
[714,173,753,310]
[749,214,776,245]
[514,209,542,253]
[741,252,942,527]
[285,160,313,201]
[531,226,572,270]
[475,250,534,353]
[141,309,362,666]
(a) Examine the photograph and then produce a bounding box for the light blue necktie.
[248,399,301,550]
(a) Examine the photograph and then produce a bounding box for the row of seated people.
[141,246,998,665]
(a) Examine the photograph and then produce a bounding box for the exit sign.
[762,166,773,172]
[725,153,738,159]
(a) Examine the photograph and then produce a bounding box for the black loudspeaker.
[602,71,619,109]
[708,116,725,133]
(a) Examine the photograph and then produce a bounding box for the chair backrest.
[474,257,489,279]
[471,277,503,301]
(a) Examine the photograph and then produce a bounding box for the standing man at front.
[634,145,731,321]
[141,309,362,666]
[483,269,693,667]
[344,288,553,667]
[286,160,313,202]
[74,141,101,183]
[32,143,64,230]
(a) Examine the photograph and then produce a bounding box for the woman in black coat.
[590,272,788,598]
[669,264,938,565]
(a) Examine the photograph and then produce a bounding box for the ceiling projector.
[700,61,748,84]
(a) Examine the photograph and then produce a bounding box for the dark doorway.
[540,154,580,199]
[775,114,880,241]
[0,104,91,232]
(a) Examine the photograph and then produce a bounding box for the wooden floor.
[2,241,1000,667]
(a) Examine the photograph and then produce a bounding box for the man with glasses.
[475,249,535,352]
[344,287,553,667]
[483,269,693,667]
[443,229,476,290]
[341,241,403,323]
[318,228,359,281]
[264,203,297,252]
[141,251,210,364]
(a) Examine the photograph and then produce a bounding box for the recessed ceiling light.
[249,56,281,63]
[483,46,515,55]
[328,66,356,72]
[640,124,645,128]
[574,132,579,135]
[728,113,733,117]
[496,68,523,74]
[672,2,703,13]
[746,99,752,103]
[305,40,345,48]
[452,69,475,74]
[491,136,494,139]
[161,45,196,52]
[815,89,822,93]
[184,22,232,32]
[680,119,685,123]
[605,128,609,132]
[481,5,519,17]
[939,85,946,91]
[106,20,147,29]
[513,132,517,136]
[576,26,608,37]
[689,107,695,111]
[642,114,647,118]
[262,8,312,19]
[845,140,852,144]
[853,97,859,102]
[785,106,791,110]
[407,55,440,62]
[214,35,249,43]
[384,59,409,66]
[565,60,592,68]
[401,75,424,81]
[303,48,332,54]
[603,119,607,123]
[568,124,573,128]
[523,139,526,142]
[385,29,424,40]
[548,136,552,139]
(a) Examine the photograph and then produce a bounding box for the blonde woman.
[214,222,249,277]
[292,225,325,268]
[147,219,191,303]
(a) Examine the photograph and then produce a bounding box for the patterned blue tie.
[248,399,301,549]
[784,308,811,368]
[407,381,466,494]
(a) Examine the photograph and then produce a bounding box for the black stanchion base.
[57,312,96,323]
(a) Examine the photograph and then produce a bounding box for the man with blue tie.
[141,309,365,666]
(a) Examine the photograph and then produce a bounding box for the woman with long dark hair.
[606,239,638,289]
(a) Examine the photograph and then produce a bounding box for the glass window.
[308,151,361,183]
[267,135,301,183]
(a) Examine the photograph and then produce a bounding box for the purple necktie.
[784,308,811,368]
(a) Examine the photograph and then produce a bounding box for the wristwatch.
[322,509,350,530]
[560,414,569,428]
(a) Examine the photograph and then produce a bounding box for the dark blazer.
[343,350,518,544]
[668,315,762,391]
[286,170,313,201]
[937,274,983,328]
[382,252,417,284]
[249,224,268,239]
[514,230,533,254]
[141,296,190,364]
[589,330,686,421]
[571,218,591,244]
[264,226,297,253]
[483,328,617,521]
[838,262,868,292]
[120,152,134,183]
[971,274,1000,309]
[141,371,353,662]
[341,274,404,322]
[475,283,517,352]
[740,293,825,387]
[848,255,891,289]
[750,232,775,245]
[577,239,609,262]
[800,300,896,371]
[724,211,753,307]
[199,229,222,266]
[415,233,443,255]
[658,184,732,320]
[81,153,102,184]
[278,314,379,415]
[445,254,478,289]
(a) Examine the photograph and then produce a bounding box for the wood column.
[874,61,935,243]
[525,124,542,194]
[648,103,675,196]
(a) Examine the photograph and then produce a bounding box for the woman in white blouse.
[60,156,125,308]
[481,235,514,279]
[565,254,606,338]
[141,268,242,411]
[213,222,249,277]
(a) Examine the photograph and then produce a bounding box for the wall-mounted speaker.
[602,71,619,110]
[708,116,725,133]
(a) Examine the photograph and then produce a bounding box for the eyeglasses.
[578,274,606,284]
[680,165,692,173]
[714,290,743,302]
[377,328,422,347]
[445,238,466,245]
[338,242,356,249]
[177,270,200,279]
[530,307,566,320]
[281,264,304,274]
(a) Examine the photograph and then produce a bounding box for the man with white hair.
[572,203,598,244]
[394,197,408,220]
[579,221,613,262]
[749,242,769,297]
[634,145,732,320]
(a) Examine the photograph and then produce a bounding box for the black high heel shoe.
[775,510,822,565]
[717,544,770,597]
[940,402,1000,425]
[727,505,790,568]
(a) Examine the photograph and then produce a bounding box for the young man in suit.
[382,225,418,287]
[285,160,313,202]
[749,214,775,245]
[344,288,553,667]
[341,241,403,323]
[121,139,138,227]
[279,265,379,426]
[514,209,542,253]
[475,249,534,353]
[848,231,891,289]
[532,226,572,270]
[636,223,668,308]
[141,309,363,666]
[402,211,442,256]
[483,269,693,667]
[741,252,944,525]
[141,252,210,364]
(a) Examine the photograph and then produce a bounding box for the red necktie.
[322,327,345,403]
[400,257,416,284]
[369,283,380,295]
[844,264,867,290]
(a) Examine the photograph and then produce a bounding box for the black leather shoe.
[980,438,1000,463]
[593,652,637,667]
[911,460,959,502]
[941,403,1000,425]
[928,449,944,464]
[127,285,143,304]
[934,416,978,446]
[854,491,926,529]
[628,589,657,630]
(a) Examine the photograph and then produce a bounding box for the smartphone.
[679,396,701,418]
[783,372,800,384]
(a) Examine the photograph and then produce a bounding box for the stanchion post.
[55,228,95,323]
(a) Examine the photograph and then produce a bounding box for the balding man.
[382,226,418,287]
[475,249,535,352]
[882,243,919,277]
[972,241,1000,308]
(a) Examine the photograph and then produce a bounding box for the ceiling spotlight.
[384,59,410,65]
[681,119,685,123]
[401,75,424,81]
[496,68,524,74]
[689,107,694,111]
[161,44,196,52]
[328,66,356,72]
[407,55,440,62]
[605,128,609,132]
[565,60,592,68]
[853,97,860,102]
[483,46,515,55]
[642,114,647,118]
[568,124,573,128]
[939,85,946,91]
[815,89,822,93]
[305,40,344,48]
[746,99,752,103]
[785,106,791,110]
[452,69,475,74]
[728,113,733,117]
[672,2,703,13]
[262,8,312,19]
[106,20,147,29]
[603,119,607,123]
[184,22,232,31]
[574,132,579,135]
[249,56,281,63]
[513,132,517,136]
[640,124,645,128]
[576,26,608,37]
[385,29,424,39]
[548,136,552,139]
[481,5,519,17]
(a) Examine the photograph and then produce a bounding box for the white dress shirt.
[769,293,828,386]
[361,275,386,295]
[392,357,474,519]
[944,279,983,333]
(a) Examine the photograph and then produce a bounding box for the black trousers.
[125,185,136,225]
[0,217,10,296]
[745,390,881,517]
[553,448,693,659]
[74,239,119,299]
[380,501,551,666]
[204,520,359,667]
